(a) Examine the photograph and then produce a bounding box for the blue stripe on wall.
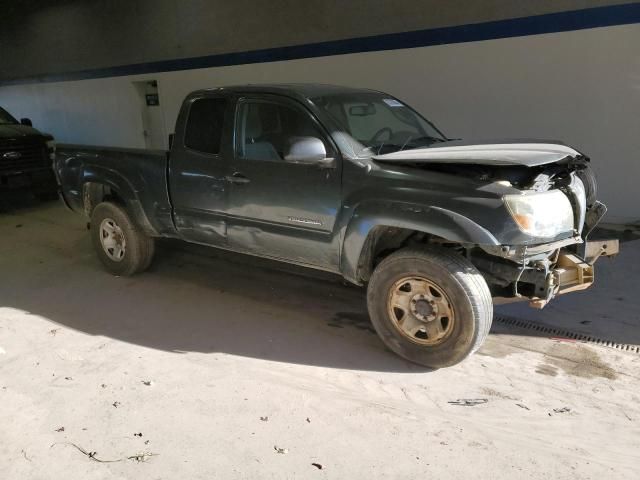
[3,3,640,86]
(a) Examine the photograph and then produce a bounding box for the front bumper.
[0,167,56,191]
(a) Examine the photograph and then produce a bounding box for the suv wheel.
[367,247,493,368]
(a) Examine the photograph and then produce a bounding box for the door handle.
[225,172,250,185]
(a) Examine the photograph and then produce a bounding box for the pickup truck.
[55,84,617,368]
[1,106,57,198]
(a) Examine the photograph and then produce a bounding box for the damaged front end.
[373,139,618,308]
[474,200,618,308]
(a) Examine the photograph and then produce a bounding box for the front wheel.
[367,247,493,368]
[90,202,155,276]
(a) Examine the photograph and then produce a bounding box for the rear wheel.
[367,247,493,368]
[90,202,155,276]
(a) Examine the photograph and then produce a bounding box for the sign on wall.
[145,94,159,106]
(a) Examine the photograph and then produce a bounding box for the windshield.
[0,107,18,125]
[311,92,446,158]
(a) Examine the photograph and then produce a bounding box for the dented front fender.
[340,201,500,284]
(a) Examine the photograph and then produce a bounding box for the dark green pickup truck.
[55,84,616,368]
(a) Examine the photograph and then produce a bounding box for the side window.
[238,101,328,161]
[184,98,227,154]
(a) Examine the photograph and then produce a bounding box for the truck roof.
[190,83,382,101]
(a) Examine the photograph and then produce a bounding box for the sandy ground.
[1,198,639,479]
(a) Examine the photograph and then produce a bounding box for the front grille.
[0,141,48,173]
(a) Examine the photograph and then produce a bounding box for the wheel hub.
[99,218,127,262]
[411,296,435,321]
[387,276,455,346]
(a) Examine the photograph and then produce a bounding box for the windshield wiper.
[360,135,447,156]
[360,143,407,155]
[405,135,447,147]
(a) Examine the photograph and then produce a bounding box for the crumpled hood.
[373,139,583,167]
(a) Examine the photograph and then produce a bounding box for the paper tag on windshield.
[383,99,403,107]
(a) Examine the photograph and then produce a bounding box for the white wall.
[1,77,145,147]
[0,24,638,223]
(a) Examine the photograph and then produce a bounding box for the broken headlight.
[504,190,574,238]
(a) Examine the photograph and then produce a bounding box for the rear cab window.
[184,98,228,154]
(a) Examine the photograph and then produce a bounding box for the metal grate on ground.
[493,315,640,354]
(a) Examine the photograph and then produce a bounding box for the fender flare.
[81,166,158,236]
[340,203,499,284]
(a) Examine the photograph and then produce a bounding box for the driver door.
[226,95,342,270]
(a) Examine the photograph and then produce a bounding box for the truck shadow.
[126,240,427,372]
[0,227,425,372]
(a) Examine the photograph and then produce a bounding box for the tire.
[139,237,156,272]
[90,202,155,276]
[367,247,493,368]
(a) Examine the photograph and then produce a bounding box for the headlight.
[504,190,574,238]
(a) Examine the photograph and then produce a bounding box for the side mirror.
[284,137,335,168]
[20,118,33,127]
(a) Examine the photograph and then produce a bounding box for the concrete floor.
[1,195,639,479]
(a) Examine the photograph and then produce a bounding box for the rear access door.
[169,93,234,246]
[226,94,342,270]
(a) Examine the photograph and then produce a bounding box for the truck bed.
[55,144,176,236]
